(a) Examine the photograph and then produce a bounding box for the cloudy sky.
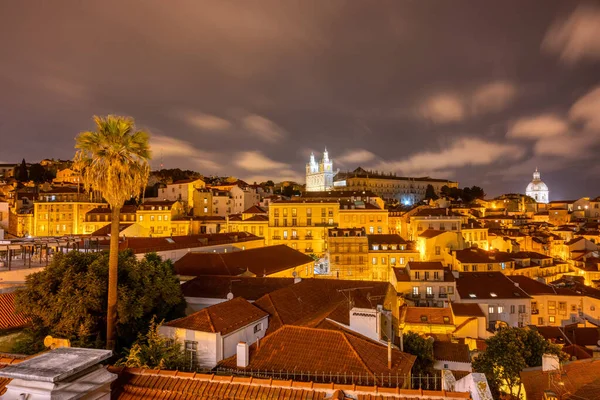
[2,1,600,198]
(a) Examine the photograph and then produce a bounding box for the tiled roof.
[367,234,408,246]
[108,366,471,399]
[242,205,267,214]
[407,262,444,271]
[0,292,30,330]
[119,232,260,254]
[450,303,485,318]
[253,279,393,334]
[418,229,447,239]
[163,297,267,335]
[433,341,471,363]
[392,268,411,282]
[453,248,514,264]
[174,245,313,277]
[455,272,531,300]
[521,358,600,400]
[562,344,593,360]
[91,223,133,237]
[218,325,416,383]
[401,306,453,325]
[509,251,551,260]
[181,276,295,300]
[507,276,578,296]
[86,205,137,214]
[412,209,461,217]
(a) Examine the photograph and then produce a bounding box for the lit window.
[498,306,504,313]
[489,306,495,314]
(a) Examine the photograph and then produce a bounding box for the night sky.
[2,1,600,198]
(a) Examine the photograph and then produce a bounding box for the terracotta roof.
[219,325,416,384]
[401,306,453,325]
[163,297,267,335]
[0,293,29,330]
[507,276,578,296]
[174,245,313,277]
[412,209,461,217]
[242,205,267,214]
[521,358,600,400]
[433,341,471,363]
[450,303,485,318]
[253,279,393,334]
[393,268,411,282]
[418,230,448,239]
[455,272,531,299]
[562,344,593,360]
[119,232,260,254]
[367,234,408,246]
[90,223,133,236]
[108,366,471,399]
[509,251,551,260]
[453,248,514,264]
[181,276,295,300]
[407,261,444,271]
[86,205,137,214]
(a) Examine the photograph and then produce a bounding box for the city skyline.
[2,1,600,198]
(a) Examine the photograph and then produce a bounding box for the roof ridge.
[204,308,216,332]
[339,331,377,379]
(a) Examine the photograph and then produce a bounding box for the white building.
[230,185,260,215]
[526,168,549,204]
[305,149,335,192]
[159,297,269,369]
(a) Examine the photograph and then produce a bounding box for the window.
[469,293,476,298]
[487,264,493,271]
[414,271,420,279]
[381,257,386,264]
[489,306,495,314]
[391,257,396,265]
[549,316,556,324]
[158,215,163,221]
[434,271,439,280]
[443,316,450,323]
[426,286,433,297]
[203,207,208,213]
[425,272,430,280]
[463,266,469,272]
[518,305,526,314]
[372,257,377,265]
[369,226,374,234]
[510,305,515,314]
[254,323,262,333]
[448,286,454,294]
[399,257,405,265]
[548,301,556,315]
[498,306,504,313]
[150,215,155,221]
[185,341,198,369]
[501,262,506,270]
[435,246,441,256]
[283,231,288,239]
[558,302,567,316]
[164,215,169,221]
[538,317,544,325]
[490,292,497,297]
[471,265,477,272]
[413,286,419,296]
[420,315,428,322]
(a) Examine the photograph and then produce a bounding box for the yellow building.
[226,206,268,238]
[52,168,81,185]
[267,199,339,255]
[136,200,185,237]
[159,178,205,210]
[12,210,33,237]
[327,228,369,279]
[367,234,419,281]
[33,187,104,236]
[81,205,137,235]
[417,230,465,262]
[399,305,456,335]
[338,201,389,234]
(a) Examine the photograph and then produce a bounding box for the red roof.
[174,245,313,277]
[401,306,453,325]
[118,232,260,253]
[0,293,29,330]
[163,297,267,335]
[218,325,415,383]
[455,272,530,299]
[407,261,444,271]
[181,276,295,300]
[433,341,471,363]
[450,303,485,318]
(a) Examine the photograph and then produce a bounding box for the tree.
[468,186,486,200]
[116,317,187,370]
[473,327,565,399]
[424,184,439,201]
[15,159,28,182]
[28,163,48,183]
[74,115,151,349]
[15,251,185,352]
[401,332,435,377]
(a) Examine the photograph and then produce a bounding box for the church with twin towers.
[305,148,335,192]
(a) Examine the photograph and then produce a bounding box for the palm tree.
[74,115,151,349]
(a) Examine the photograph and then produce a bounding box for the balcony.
[531,309,539,315]
[426,294,435,299]
[304,248,314,253]
[439,293,448,298]
[410,293,421,299]
[290,237,299,240]
[314,222,339,227]
[272,236,281,240]
[304,236,313,240]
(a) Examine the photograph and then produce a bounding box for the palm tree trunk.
[106,206,120,350]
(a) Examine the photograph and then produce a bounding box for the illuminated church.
[305,149,334,192]
[525,168,549,204]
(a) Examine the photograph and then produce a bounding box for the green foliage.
[440,185,486,203]
[116,317,187,370]
[11,329,48,355]
[424,184,439,201]
[402,332,435,376]
[15,251,185,351]
[473,327,566,399]
[28,163,50,183]
[308,253,320,262]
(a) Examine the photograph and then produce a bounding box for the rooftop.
[449,303,485,318]
[401,306,454,325]
[433,341,471,363]
[455,272,531,300]
[0,292,30,330]
[164,297,268,335]
[407,261,444,271]
[181,276,295,300]
[174,245,314,277]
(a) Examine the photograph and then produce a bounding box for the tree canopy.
[473,327,566,399]
[15,159,28,182]
[401,332,435,377]
[440,185,486,203]
[424,184,439,201]
[15,251,185,352]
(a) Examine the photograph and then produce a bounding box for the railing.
[290,237,299,240]
[304,236,313,240]
[439,293,448,298]
[272,236,281,240]
[426,294,435,299]
[531,309,539,315]
[314,222,339,227]
[304,249,314,253]
[410,293,421,299]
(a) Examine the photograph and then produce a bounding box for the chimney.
[388,340,392,369]
[237,342,250,368]
[0,348,116,398]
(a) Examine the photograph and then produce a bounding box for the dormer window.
[382,245,388,250]
[443,316,450,324]
[420,315,428,322]
[372,245,379,250]
[399,245,405,250]
[158,206,162,210]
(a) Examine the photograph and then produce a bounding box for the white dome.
[526,181,548,192]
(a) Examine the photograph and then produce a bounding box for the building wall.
[409,216,462,241]
[339,209,388,234]
[456,299,531,329]
[159,326,220,368]
[418,232,463,262]
[434,360,472,372]
[33,201,105,236]
[530,294,584,326]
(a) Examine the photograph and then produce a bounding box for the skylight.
[469,294,477,298]
[490,292,497,297]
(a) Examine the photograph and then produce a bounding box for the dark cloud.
[1,0,600,198]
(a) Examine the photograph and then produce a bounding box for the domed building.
[525,168,549,203]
